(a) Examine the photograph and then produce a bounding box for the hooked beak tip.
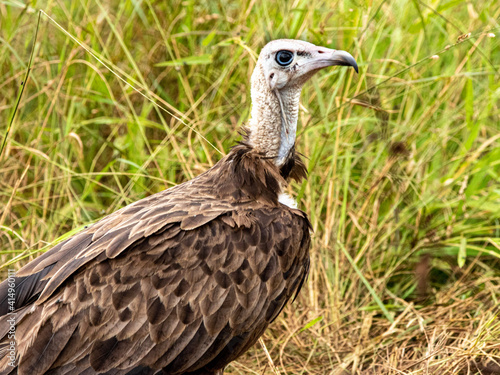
[333,50,358,73]
[353,62,359,74]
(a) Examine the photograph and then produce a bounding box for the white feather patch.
[278,193,298,209]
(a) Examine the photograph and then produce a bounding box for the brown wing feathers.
[0,142,311,375]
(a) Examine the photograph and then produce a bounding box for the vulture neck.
[247,64,302,166]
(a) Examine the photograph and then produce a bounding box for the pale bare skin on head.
[247,39,358,166]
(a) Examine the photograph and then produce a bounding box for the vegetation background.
[1,0,499,373]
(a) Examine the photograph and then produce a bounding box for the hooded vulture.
[0,39,357,375]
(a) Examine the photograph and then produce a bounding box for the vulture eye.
[275,50,294,66]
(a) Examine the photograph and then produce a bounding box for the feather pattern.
[0,142,310,375]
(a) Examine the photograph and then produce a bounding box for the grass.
[1,0,500,373]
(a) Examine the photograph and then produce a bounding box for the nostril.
[318,50,324,54]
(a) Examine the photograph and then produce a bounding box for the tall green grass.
[1,0,499,373]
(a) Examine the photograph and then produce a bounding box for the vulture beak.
[305,48,359,73]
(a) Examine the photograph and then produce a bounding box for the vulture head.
[247,39,358,166]
[258,39,358,90]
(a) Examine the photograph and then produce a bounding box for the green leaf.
[299,316,323,332]
[155,54,213,67]
[458,236,467,268]
[202,30,216,46]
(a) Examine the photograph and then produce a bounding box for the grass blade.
[337,241,394,323]
[0,10,41,159]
